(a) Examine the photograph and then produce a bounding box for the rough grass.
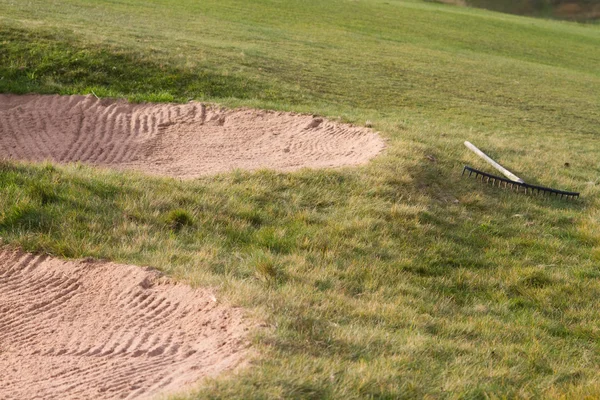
[1,0,600,398]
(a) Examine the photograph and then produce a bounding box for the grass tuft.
[28,181,59,206]
[165,209,194,231]
[250,251,283,285]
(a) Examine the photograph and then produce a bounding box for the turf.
[1,0,600,398]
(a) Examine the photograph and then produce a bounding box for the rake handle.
[464,141,524,183]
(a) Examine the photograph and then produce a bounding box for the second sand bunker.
[0,249,248,399]
[0,94,384,178]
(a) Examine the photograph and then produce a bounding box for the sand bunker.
[0,249,248,399]
[0,94,384,178]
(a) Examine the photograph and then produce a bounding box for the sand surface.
[0,94,384,178]
[0,249,248,399]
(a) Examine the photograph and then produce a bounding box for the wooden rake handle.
[464,141,524,184]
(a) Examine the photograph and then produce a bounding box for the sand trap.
[0,249,248,399]
[0,94,384,178]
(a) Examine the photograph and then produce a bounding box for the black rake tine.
[461,166,579,200]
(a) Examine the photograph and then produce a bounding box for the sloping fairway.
[1,0,600,398]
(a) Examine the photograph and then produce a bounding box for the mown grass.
[1,0,600,398]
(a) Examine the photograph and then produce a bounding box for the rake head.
[462,166,579,200]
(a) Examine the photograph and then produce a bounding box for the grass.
[1,0,600,398]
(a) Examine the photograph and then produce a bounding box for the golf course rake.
[462,166,579,199]
[462,141,579,200]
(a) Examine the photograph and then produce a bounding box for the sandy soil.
[0,248,249,399]
[0,94,384,178]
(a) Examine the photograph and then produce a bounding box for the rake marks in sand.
[0,94,384,178]
[0,249,248,400]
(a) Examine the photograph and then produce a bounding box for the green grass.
[1,0,600,398]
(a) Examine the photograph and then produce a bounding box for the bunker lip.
[0,94,385,178]
[0,248,249,400]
